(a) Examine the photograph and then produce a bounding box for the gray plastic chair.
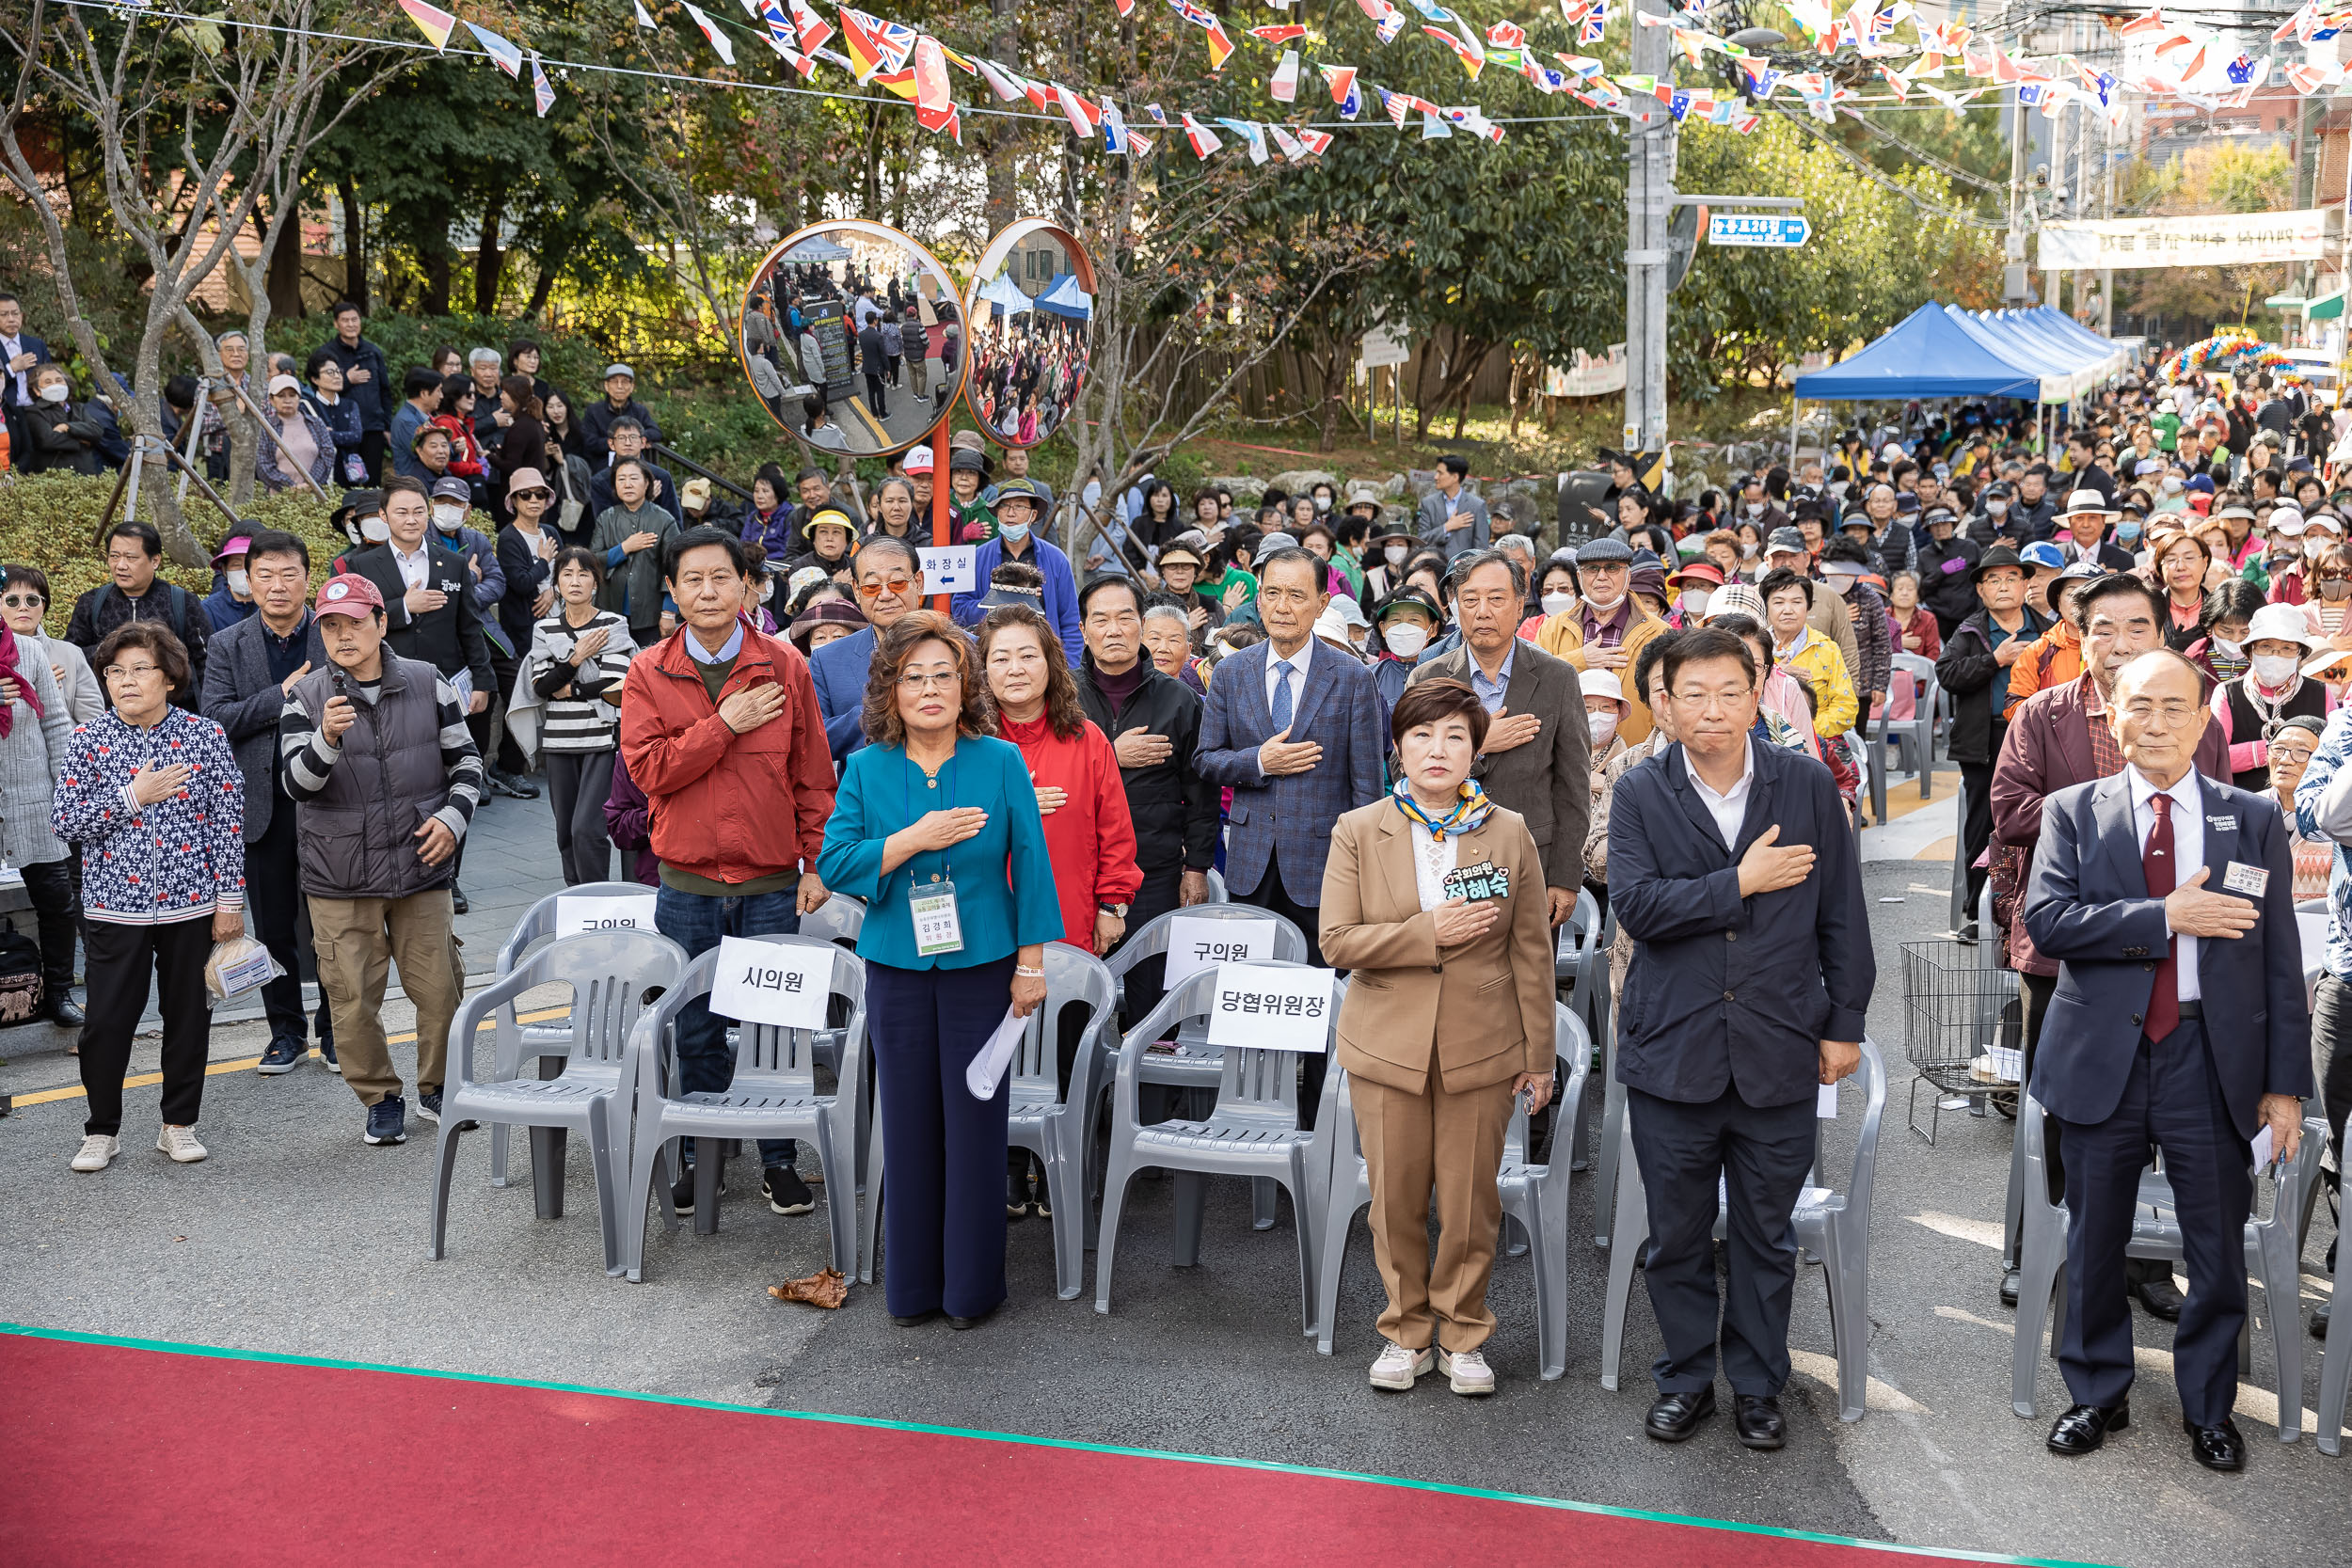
[2010,1094,2324,1442]
[428,928,686,1276]
[621,933,867,1281]
[1315,1006,1592,1377]
[1099,903,1309,1234]
[1875,652,1941,804]
[1205,869,1230,903]
[1597,1037,1887,1422]
[486,881,660,1187]
[1093,963,1342,1333]
[1554,889,1601,1174]
[2319,1204,2352,1455]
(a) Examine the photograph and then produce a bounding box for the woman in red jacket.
[978,601,1141,1217]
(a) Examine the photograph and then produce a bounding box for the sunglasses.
[856,577,914,599]
[0,594,42,609]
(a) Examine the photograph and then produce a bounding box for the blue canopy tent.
[1033,273,1093,320]
[1943,308,2094,404]
[976,271,1033,316]
[2023,306,2131,381]
[1790,302,2043,401]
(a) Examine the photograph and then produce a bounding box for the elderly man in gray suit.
[1417,454,1491,562]
[1407,547,1591,927]
[198,528,333,1076]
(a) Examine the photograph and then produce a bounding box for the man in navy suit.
[2023,648,2311,1472]
[1606,625,1873,1451]
[0,291,50,462]
[1195,546,1386,974]
[809,537,928,767]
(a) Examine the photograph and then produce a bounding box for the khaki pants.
[1354,1071,1515,1354]
[309,890,463,1106]
[908,354,929,399]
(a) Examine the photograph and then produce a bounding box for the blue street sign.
[1708,214,1811,248]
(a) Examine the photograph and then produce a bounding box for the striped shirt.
[528,610,636,752]
[278,667,482,844]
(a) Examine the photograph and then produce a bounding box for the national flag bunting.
[531,53,557,116]
[1296,128,1332,155]
[1322,63,1361,117]
[680,2,735,65]
[1182,113,1224,156]
[839,8,915,81]
[787,0,833,53]
[1271,49,1299,101]
[1102,96,1130,153]
[1486,19,1525,48]
[1268,122,1307,161]
[634,0,657,27]
[1217,118,1270,163]
[466,22,523,77]
[1056,82,1102,138]
[397,0,456,50]
[1249,24,1305,43]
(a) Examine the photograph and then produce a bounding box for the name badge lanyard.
[904,750,965,957]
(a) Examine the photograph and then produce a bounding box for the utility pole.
[1622,0,1675,460]
[2004,84,2031,305]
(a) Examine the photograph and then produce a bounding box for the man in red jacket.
[619,526,836,1220]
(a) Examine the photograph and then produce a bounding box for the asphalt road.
[1,766,2343,1565]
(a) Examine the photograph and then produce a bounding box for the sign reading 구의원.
[554,892,659,939]
[1203,963,1336,1053]
[1708,214,1811,248]
[1161,914,1278,991]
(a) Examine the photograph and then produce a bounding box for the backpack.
[0,917,43,1023]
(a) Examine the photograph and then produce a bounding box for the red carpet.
[1,1324,2046,1566]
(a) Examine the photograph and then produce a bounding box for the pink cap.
[313,573,385,619]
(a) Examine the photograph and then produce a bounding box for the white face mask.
[226,570,249,597]
[1588,710,1620,748]
[2211,637,2242,659]
[1382,623,1428,659]
[1985,499,2010,515]
[1541,591,1576,618]
[999,520,1030,544]
[360,516,391,544]
[1743,499,1765,515]
[2252,653,2299,686]
[1679,588,1710,618]
[1740,543,1759,560]
[1384,544,1408,566]
[37,384,66,404]
[432,505,466,532]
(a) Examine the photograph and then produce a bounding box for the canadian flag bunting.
[787,0,833,53]
[1295,128,1332,155]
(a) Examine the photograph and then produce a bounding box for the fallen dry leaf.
[768,1267,848,1309]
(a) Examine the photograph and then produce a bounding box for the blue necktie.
[1271,659,1295,732]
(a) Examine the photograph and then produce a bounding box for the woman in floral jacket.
[51,623,246,1175]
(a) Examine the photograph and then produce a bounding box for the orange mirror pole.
[928,411,952,614]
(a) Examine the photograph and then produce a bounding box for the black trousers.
[2312,974,2352,1206]
[1959,758,1994,921]
[1107,863,1185,1032]
[545,750,616,887]
[1236,847,1327,1128]
[79,914,214,1136]
[1628,1083,1818,1397]
[864,372,889,418]
[18,857,80,995]
[246,800,332,1048]
[359,430,389,484]
[485,649,527,775]
[2057,1021,2252,1426]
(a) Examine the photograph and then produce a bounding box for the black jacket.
[334,539,494,696]
[66,579,209,711]
[578,396,662,467]
[1935,605,2047,765]
[1914,532,1980,636]
[1074,655,1218,878]
[313,335,391,431]
[495,524,556,656]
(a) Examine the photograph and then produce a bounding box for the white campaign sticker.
[1162,915,1278,991]
[706,935,831,1030]
[1203,962,1336,1053]
[2222,861,2270,899]
[919,545,978,594]
[555,892,659,939]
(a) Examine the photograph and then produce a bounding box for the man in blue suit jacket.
[808,538,926,767]
[1607,626,1872,1451]
[1196,547,1386,964]
[2023,648,2311,1472]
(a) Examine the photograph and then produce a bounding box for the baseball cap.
[265,373,302,396]
[2018,542,2067,572]
[430,477,471,506]
[313,573,384,619]
[210,534,254,566]
[1765,527,1806,555]
[902,444,934,474]
[603,363,635,380]
[2056,560,2106,582]
[1579,668,1626,705]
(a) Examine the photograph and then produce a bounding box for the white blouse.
[1408,818,1460,912]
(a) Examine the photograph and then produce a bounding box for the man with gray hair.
[1495,532,1539,618]
[467,348,505,449]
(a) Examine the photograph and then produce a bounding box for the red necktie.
[2142,791,2179,1043]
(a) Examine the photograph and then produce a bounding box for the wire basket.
[1900,939,2023,1144]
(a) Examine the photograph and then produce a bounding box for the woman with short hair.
[51,623,245,1171]
[1319,678,1556,1396]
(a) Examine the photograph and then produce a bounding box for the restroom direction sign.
[1708,213,1811,248]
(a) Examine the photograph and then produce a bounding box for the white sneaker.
[70,1133,119,1172]
[155,1124,208,1164]
[1438,1346,1497,1396]
[1369,1340,1435,1391]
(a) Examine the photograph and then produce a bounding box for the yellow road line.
[840,394,887,447]
[7,1006,574,1109]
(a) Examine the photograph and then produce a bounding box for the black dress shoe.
[44,992,85,1029]
[2046,1402,2128,1455]
[2183,1417,2246,1472]
[948,1300,1002,1331]
[1645,1386,1717,1442]
[2000,1269,2021,1307]
[1734,1395,1787,1449]
[2134,1275,2185,1323]
[891,1307,942,1327]
[2312,1300,2332,1339]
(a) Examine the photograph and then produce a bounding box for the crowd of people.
[7,293,2347,1466]
[963,309,1086,446]
[742,264,963,449]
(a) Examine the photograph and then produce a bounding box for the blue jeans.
[655,883,800,1168]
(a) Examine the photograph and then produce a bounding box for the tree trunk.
[474,182,509,315]
[266,203,307,320]
[1507,352,1526,439]
[339,175,367,309]
[418,207,453,317]
[984,0,1019,231]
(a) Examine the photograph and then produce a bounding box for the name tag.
[2222,861,2270,898]
[2206,815,2237,832]
[910,879,964,957]
[1441,863,1509,902]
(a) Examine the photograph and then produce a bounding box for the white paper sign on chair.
[1162,915,1276,991]
[707,935,831,1030]
[1204,962,1336,1053]
[555,892,660,939]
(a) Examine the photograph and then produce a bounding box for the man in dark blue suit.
[0,291,50,463]
[1607,626,1873,1450]
[808,537,927,767]
[1195,546,1387,973]
[2023,648,2311,1471]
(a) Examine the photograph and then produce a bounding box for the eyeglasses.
[0,594,43,609]
[898,671,959,691]
[1671,689,1755,710]
[857,577,915,599]
[103,663,163,681]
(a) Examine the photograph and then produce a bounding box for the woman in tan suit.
[1321,678,1557,1397]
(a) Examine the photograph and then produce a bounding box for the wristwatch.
[1099,901,1129,918]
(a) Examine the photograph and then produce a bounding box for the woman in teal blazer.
[818,610,1062,1327]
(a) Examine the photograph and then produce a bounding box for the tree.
[0,0,388,559]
